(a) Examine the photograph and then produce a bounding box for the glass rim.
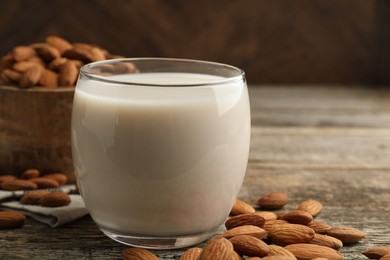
[80,57,245,87]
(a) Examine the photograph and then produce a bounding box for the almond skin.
[362,246,390,259]
[261,257,297,260]
[42,173,68,185]
[297,199,323,217]
[225,213,265,230]
[254,211,278,221]
[1,179,37,190]
[21,169,40,179]
[268,245,297,259]
[39,68,58,87]
[36,44,61,61]
[199,237,234,260]
[30,178,60,188]
[256,192,289,210]
[20,190,51,205]
[280,210,313,225]
[310,233,343,250]
[2,69,21,83]
[229,235,270,257]
[11,46,37,61]
[12,61,37,72]
[0,175,17,184]
[121,247,158,260]
[381,254,390,260]
[180,247,203,260]
[58,60,78,86]
[39,192,71,207]
[268,223,315,246]
[222,225,268,240]
[263,220,289,233]
[308,220,332,234]
[326,226,366,244]
[230,199,255,215]
[19,65,42,88]
[46,36,72,54]
[284,243,344,260]
[0,211,26,229]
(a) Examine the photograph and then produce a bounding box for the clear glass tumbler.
[71,58,251,249]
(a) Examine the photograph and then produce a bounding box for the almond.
[63,47,104,63]
[11,46,37,61]
[230,250,241,260]
[39,69,58,87]
[381,254,390,260]
[284,244,344,260]
[230,199,255,215]
[59,60,78,86]
[36,44,61,61]
[256,192,288,210]
[326,226,366,244]
[1,179,37,190]
[180,247,203,260]
[225,213,265,230]
[263,220,289,233]
[308,220,332,234]
[27,56,46,67]
[121,247,158,260]
[20,190,51,205]
[254,211,278,221]
[19,65,42,88]
[0,175,17,184]
[268,244,297,259]
[42,173,68,185]
[2,69,21,83]
[362,246,390,259]
[199,237,234,260]
[48,57,68,71]
[268,223,315,245]
[13,61,37,72]
[39,192,71,207]
[261,256,297,260]
[30,177,60,188]
[222,225,267,240]
[46,36,72,54]
[297,199,323,217]
[0,211,26,229]
[229,235,269,257]
[21,169,40,179]
[280,210,313,225]
[310,233,343,250]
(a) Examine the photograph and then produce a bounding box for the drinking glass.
[71,58,250,249]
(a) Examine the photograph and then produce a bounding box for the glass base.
[100,228,216,249]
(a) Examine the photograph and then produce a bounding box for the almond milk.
[71,72,250,236]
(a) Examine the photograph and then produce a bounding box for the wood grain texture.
[1,86,389,259]
[0,0,389,84]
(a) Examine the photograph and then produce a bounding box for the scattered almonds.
[0,211,26,229]
[256,192,289,210]
[297,199,323,217]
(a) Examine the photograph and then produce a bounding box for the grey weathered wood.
[1,86,390,259]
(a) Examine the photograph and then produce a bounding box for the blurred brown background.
[1,0,389,85]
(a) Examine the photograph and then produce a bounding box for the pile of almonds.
[0,169,72,229]
[121,192,389,260]
[0,36,124,88]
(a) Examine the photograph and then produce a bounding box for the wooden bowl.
[0,85,75,183]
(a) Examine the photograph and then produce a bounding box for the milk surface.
[71,72,250,236]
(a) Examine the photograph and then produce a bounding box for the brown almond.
[381,254,390,260]
[261,257,296,260]
[180,247,203,260]
[42,173,68,185]
[326,226,366,244]
[225,213,265,230]
[39,69,58,87]
[284,244,343,260]
[21,169,40,179]
[256,192,289,210]
[222,225,267,240]
[36,44,61,61]
[268,244,297,259]
[63,46,104,63]
[13,61,37,72]
[59,60,78,86]
[39,192,71,207]
[48,57,68,71]
[122,247,158,260]
[46,36,72,54]
[0,175,17,184]
[19,65,42,88]
[362,246,390,259]
[27,56,46,67]
[308,220,332,234]
[11,46,37,61]
[230,250,241,260]
[297,199,323,217]
[72,43,95,51]
[200,237,234,260]
[230,199,255,215]
[0,211,26,229]
[2,69,22,83]
[20,190,51,205]
[268,223,315,246]
[280,210,313,225]
[310,234,343,250]
[263,220,289,233]
[1,179,37,191]
[229,235,269,257]
[88,47,106,62]
[254,211,278,221]
[30,178,60,188]
[0,54,14,71]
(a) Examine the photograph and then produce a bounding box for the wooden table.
[2,86,390,259]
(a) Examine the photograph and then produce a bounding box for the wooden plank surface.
[1,86,390,259]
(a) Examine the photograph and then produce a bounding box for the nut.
[58,60,78,86]
[121,247,158,260]
[42,173,68,185]
[284,243,343,260]
[180,247,203,260]
[268,223,315,245]
[230,199,255,215]
[268,244,297,259]
[21,169,40,179]
[280,210,313,225]
[30,177,60,188]
[46,36,72,55]
[11,46,37,61]
[199,237,234,260]
[362,246,390,259]
[229,235,270,257]
[0,175,17,184]
[222,225,267,240]
[326,226,366,244]
[38,192,71,207]
[310,233,343,250]
[256,192,289,210]
[225,213,265,230]
[1,179,37,190]
[297,199,323,217]
[0,211,26,229]
[263,219,289,232]
[254,211,278,221]
[19,65,42,88]
[20,190,51,205]
[308,220,332,234]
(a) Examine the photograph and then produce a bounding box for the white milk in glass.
[72,72,250,236]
